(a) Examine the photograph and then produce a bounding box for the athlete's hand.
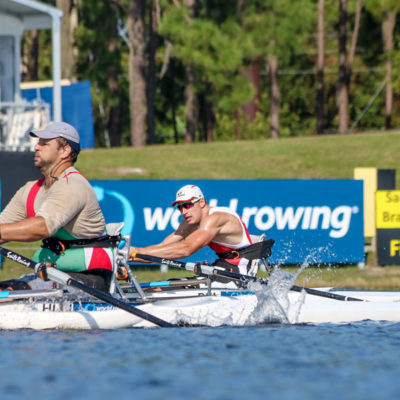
[129,246,139,260]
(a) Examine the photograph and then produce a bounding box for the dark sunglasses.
[177,201,197,212]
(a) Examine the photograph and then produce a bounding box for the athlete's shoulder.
[208,206,239,219]
[58,167,89,187]
[17,179,42,196]
[62,167,86,179]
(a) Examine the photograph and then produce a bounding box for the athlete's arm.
[0,216,50,243]
[130,219,195,261]
[130,215,220,260]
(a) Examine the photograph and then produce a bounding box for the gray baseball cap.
[30,122,80,153]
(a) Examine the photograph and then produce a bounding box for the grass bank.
[2,131,400,289]
[76,130,400,184]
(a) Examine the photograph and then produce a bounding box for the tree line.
[22,0,400,147]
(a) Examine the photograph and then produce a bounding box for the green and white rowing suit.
[0,166,113,272]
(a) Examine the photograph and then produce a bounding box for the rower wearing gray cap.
[0,122,112,292]
[30,121,81,155]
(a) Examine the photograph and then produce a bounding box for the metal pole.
[13,34,21,102]
[51,14,62,122]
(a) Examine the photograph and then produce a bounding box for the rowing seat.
[106,222,125,237]
[248,233,272,275]
[104,222,129,295]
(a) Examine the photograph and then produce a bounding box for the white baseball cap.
[30,122,80,153]
[172,185,204,206]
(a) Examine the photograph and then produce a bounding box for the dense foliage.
[24,0,400,146]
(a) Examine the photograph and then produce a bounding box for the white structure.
[0,0,62,122]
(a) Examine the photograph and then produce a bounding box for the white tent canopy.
[0,0,63,121]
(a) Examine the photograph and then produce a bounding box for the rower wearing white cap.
[130,184,257,277]
[0,122,113,292]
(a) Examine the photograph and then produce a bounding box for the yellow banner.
[376,191,400,229]
[354,167,377,237]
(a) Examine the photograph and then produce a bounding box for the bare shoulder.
[204,208,243,237]
[176,219,198,237]
[200,210,229,230]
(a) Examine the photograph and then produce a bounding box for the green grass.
[2,130,400,289]
[76,130,400,185]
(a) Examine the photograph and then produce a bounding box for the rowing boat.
[1,228,399,330]
[0,285,399,330]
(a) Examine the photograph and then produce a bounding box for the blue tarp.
[22,81,94,149]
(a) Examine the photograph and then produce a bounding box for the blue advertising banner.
[91,179,364,265]
[22,81,94,149]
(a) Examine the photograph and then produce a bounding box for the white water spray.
[245,259,311,325]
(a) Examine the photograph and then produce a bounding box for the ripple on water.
[0,322,399,400]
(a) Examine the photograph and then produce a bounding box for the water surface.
[1,322,399,400]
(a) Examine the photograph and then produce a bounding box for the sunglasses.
[177,201,197,212]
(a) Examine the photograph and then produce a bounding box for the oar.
[208,268,366,302]
[0,289,63,300]
[132,253,366,302]
[0,246,174,327]
[121,278,205,289]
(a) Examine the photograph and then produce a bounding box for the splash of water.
[246,260,311,325]
[170,260,316,327]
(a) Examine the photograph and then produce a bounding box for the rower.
[0,122,113,292]
[129,184,274,284]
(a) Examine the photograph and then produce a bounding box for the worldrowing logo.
[143,199,359,239]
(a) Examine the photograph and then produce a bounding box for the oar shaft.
[0,289,63,300]
[290,285,364,302]
[0,247,38,270]
[122,279,204,289]
[132,254,193,271]
[67,278,174,326]
[209,269,365,302]
[134,253,366,302]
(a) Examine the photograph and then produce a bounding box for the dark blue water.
[1,322,399,400]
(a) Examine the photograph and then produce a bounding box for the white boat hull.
[295,290,400,324]
[0,288,400,330]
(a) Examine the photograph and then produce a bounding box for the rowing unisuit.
[207,207,253,275]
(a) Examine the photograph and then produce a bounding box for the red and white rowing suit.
[207,207,253,275]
